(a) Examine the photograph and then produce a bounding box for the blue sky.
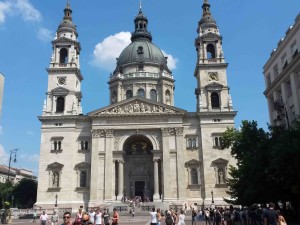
[0,0,299,175]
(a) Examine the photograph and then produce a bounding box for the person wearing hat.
[111,208,119,225]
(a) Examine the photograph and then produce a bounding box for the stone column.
[117,160,124,201]
[161,128,171,200]
[104,129,114,201]
[153,158,160,201]
[175,127,186,200]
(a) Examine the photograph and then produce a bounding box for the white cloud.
[14,0,41,22]
[37,27,53,42]
[20,153,39,162]
[0,1,12,24]
[91,31,178,72]
[91,31,132,71]
[26,130,33,135]
[162,50,178,70]
[0,144,8,164]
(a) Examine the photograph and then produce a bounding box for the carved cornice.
[161,127,175,136]
[105,129,114,138]
[38,115,90,122]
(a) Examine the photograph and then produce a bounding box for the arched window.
[165,90,171,105]
[56,97,65,112]
[79,171,87,187]
[211,92,220,108]
[206,44,216,59]
[126,90,133,99]
[59,48,68,64]
[137,89,145,98]
[150,89,157,102]
[192,138,197,148]
[191,169,198,185]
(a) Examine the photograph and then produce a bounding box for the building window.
[186,137,198,149]
[80,141,89,150]
[75,162,90,190]
[59,48,68,64]
[266,73,271,87]
[137,88,145,98]
[79,171,87,187]
[150,89,157,102]
[126,90,133,99]
[51,137,64,153]
[211,158,228,186]
[206,44,216,59]
[211,92,220,108]
[273,64,279,77]
[165,90,171,105]
[56,97,65,113]
[190,169,199,185]
[291,41,298,58]
[137,46,144,54]
[286,80,292,97]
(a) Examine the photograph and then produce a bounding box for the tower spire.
[198,0,216,27]
[139,0,142,13]
[131,3,152,42]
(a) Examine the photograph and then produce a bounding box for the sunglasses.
[63,216,70,219]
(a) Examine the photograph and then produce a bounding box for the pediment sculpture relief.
[99,101,176,115]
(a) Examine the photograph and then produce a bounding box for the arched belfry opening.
[117,134,159,202]
[206,44,216,59]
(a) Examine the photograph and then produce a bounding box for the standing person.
[178,210,186,225]
[205,209,211,225]
[192,209,197,225]
[61,212,72,225]
[88,209,96,224]
[40,211,48,225]
[156,208,162,225]
[94,209,102,225]
[132,209,135,218]
[102,209,110,225]
[150,207,157,225]
[111,208,119,225]
[77,209,83,220]
[277,212,286,225]
[51,211,59,225]
[33,210,37,223]
[165,211,174,225]
[263,203,278,225]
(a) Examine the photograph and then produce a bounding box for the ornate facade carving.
[91,129,105,138]
[99,101,176,115]
[174,127,184,135]
[161,127,175,136]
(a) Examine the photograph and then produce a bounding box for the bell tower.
[194,0,233,113]
[43,1,83,116]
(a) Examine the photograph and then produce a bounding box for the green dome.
[117,40,167,66]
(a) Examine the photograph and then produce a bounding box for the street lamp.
[211,191,214,204]
[54,194,58,207]
[7,148,19,183]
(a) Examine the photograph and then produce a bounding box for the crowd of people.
[33,202,288,225]
[36,208,119,225]
[190,202,287,225]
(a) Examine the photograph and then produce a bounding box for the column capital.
[153,157,160,162]
[174,127,184,135]
[161,127,175,136]
[91,129,105,138]
[105,129,114,138]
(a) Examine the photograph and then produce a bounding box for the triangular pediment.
[205,82,223,91]
[185,159,200,167]
[211,158,228,167]
[51,86,69,96]
[88,96,187,117]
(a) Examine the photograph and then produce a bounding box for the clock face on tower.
[57,77,66,86]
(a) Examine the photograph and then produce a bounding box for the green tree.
[11,179,37,208]
[221,120,300,207]
[0,181,13,208]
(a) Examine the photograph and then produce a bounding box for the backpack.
[165,215,173,225]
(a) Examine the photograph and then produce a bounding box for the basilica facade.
[36,0,237,210]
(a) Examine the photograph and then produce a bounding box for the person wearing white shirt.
[40,211,48,225]
[150,207,157,225]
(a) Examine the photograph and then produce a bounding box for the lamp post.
[211,191,214,204]
[55,194,58,207]
[7,148,19,183]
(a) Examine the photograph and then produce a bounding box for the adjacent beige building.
[0,165,37,184]
[263,13,300,128]
[36,1,237,210]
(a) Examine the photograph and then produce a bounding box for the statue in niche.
[52,172,59,188]
[165,92,171,105]
[218,168,225,184]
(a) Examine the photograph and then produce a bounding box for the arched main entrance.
[123,135,154,201]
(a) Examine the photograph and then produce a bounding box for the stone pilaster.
[117,160,124,201]
[175,127,186,200]
[153,158,160,201]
